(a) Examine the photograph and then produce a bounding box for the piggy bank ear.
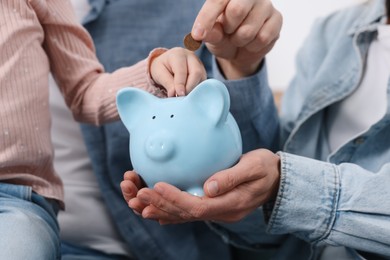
[186,79,230,126]
[116,87,157,131]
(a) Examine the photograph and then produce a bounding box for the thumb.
[204,151,262,197]
[204,165,243,198]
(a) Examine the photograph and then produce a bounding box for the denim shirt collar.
[304,0,387,117]
[348,0,387,36]
[283,0,389,155]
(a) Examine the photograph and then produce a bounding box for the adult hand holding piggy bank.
[116,79,242,196]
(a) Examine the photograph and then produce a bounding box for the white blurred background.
[268,0,365,91]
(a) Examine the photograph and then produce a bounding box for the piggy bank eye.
[152,116,156,120]
[170,114,174,118]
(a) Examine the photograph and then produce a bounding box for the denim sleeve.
[267,152,390,256]
[211,58,280,153]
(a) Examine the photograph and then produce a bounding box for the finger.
[170,51,189,97]
[244,11,282,53]
[204,152,263,197]
[203,166,246,197]
[123,171,143,189]
[150,55,173,96]
[185,56,207,93]
[150,182,260,223]
[229,2,271,47]
[152,64,176,97]
[201,183,265,222]
[142,204,186,223]
[203,21,224,44]
[192,0,229,40]
[152,182,235,221]
[128,195,150,214]
[204,22,236,59]
[120,180,139,202]
[222,0,253,34]
[138,183,202,220]
[206,39,237,61]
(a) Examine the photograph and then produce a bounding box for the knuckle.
[237,25,257,43]
[226,171,238,189]
[193,68,206,79]
[227,2,247,19]
[245,42,262,53]
[171,46,182,52]
[189,204,208,219]
[210,0,228,9]
[276,10,284,25]
[264,0,273,10]
[156,197,173,209]
[256,31,272,46]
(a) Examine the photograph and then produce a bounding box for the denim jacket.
[79,1,279,259]
[215,0,390,259]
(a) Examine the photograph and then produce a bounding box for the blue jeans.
[61,242,132,260]
[0,183,60,260]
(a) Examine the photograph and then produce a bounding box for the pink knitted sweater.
[0,0,161,205]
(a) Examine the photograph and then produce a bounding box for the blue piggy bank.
[116,79,242,196]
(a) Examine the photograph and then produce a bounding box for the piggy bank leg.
[187,187,204,197]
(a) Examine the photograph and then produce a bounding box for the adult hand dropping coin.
[188,0,283,79]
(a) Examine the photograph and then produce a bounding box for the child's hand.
[150,47,206,97]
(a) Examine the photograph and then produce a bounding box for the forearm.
[216,57,263,80]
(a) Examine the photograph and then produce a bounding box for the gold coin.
[183,33,202,51]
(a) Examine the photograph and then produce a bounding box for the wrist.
[147,48,168,97]
[148,48,168,82]
[216,58,263,80]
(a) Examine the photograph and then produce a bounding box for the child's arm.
[40,1,205,125]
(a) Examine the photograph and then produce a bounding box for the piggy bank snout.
[144,131,175,161]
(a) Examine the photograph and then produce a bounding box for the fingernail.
[193,23,205,39]
[132,209,141,216]
[143,208,156,220]
[154,184,164,194]
[207,180,219,197]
